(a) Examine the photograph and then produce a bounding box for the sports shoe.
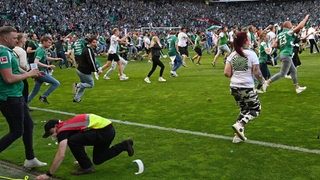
[120,75,129,81]
[94,72,99,80]
[256,89,264,94]
[24,158,47,168]
[170,71,178,77]
[144,77,151,83]
[232,133,245,144]
[158,77,166,82]
[232,122,247,141]
[39,96,49,104]
[262,81,269,92]
[196,62,200,65]
[103,74,111,80]
[73,99,81,103]
[296,86,307,94]
[72,83,79,94]
[182,61,187,67]
[123,139,134,157]
[211,62,216,67]
[284,75,292,79]
[71,166,95,175]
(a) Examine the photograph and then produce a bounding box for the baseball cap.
[43,120,60,138]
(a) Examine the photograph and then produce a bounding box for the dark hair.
[0,26,17,37]
[87,36,97,43]
[233,32,248,57]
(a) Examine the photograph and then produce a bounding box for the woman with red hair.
[224,32,266,143]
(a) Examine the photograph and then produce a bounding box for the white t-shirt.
[13,46,29,71]
[108,35,118,54]
[307,27,315,39]
[228,31,234,42]
[178,32,188,47]
[267,31,276,47]
[226,49,259,88]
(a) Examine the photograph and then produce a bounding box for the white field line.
[31,107,320,155]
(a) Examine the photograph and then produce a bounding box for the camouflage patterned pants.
[230,87,261,124]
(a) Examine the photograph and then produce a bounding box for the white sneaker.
[232,122,247,141]
[262,82,269,92]
[158,77,166,82]
[120,75,129,81]
[24,158,47,168]
[94,72,99,80]
[232,133,245,144]
[103,74,111,80]
[182,62,187,67]
[170,71,178,77]
[256,89,264,94]
[144,77,151,83]
[296,86,307,94]
[285,75,292,79]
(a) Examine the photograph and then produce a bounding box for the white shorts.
[217,44,230,55]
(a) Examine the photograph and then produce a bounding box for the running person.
[192,31,206,65]
[224,32,265,143]
[256,32,271,93]
[264,14,310,94]
[102,28,128,81]
[167,31,182,77]
[178,27,194,67]
[212,26,231,67]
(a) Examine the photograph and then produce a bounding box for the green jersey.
[34,46,47,72]
[276,28,294,56]
[195,35,202,48]
[259,41,269,63]
[0,45,23,101]
[218,32,228,46]
[73,39,85,55]
[98,36,106,45]
[167,35,178,56]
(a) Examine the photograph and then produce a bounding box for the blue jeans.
[28,73,60,103]
[74,69,94,102]
[172,54,182,72]
[57,51,69,68]
[0,97,35,159]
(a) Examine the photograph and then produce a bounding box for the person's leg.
[147,57,158,77]
[22,101,35,160]
[0,97,24,153]
[74,70,94,102]
[269,56,292,84]
[22,79,29,103]
[41,74,60,98]
[172,54,182,72]
[28,78,43,104]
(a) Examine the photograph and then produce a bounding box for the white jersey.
[227,49,259,88]
[212,33,219,45]
[307,27,316,39]
[13,46,29,71]
[143,36,150,49]
[178,32,188,47]
[108,35,118,54]
[228,31,234,43]
[267,31,276,47]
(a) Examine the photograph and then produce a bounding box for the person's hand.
[36,174,50,180]
[48,65,56,69]
[28,69,40,78]
[98,70,102,75]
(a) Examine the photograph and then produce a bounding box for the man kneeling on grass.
[36,114,134,179]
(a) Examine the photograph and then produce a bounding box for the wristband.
[46,171,53,177]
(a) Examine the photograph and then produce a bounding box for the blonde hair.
[150,36,160,48]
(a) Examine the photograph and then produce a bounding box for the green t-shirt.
[0,45,23,101]
[167,35,178,56]
[259,41,269,63]
[276,28,294,56]
[98,36,105,45]
[34,46,47,72]
[218,32,228,46]
[195,35,202,48]
[73,39,85,55]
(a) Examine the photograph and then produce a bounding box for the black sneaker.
[73,99,81,103]
[39,96,49,104]
[124,139,134,157]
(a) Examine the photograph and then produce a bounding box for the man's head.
[181,27,187,33]
[87,36,98,48]
[113,28,120,36]
[43,119,60,138]
[40,35,53,48]
[0,26,18,49]
[282,21,292,29]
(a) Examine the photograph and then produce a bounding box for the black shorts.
[108,53,120,61]
[178,46,188,56]
[145,48,151,54]
[194,47,202,56]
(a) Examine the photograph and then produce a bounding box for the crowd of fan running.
[1,0,320,36]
